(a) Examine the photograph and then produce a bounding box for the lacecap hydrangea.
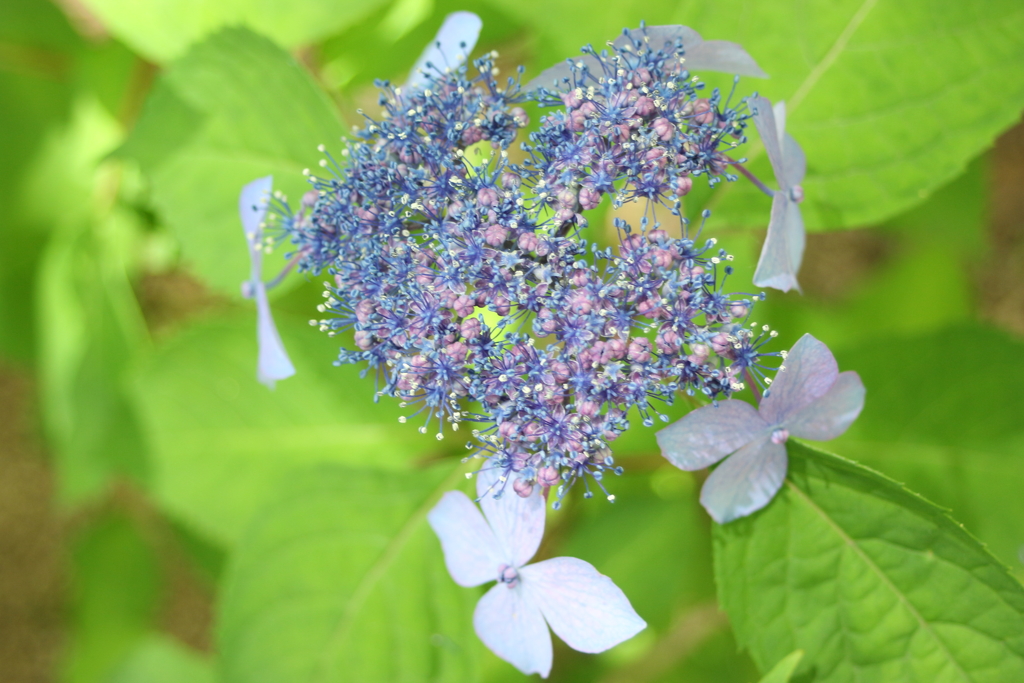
[266,24,783,505]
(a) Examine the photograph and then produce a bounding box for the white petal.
[408,12,482,88]
[476,465,545,568]
[254,282,295,387]
[427,491,504,587]
[521,557,646,654]
[786,371,865,441]
[759,334,838,425]
[700,434,788,524]
[753,194,802,293]
[656,399,768,471]
[474,583,552,678]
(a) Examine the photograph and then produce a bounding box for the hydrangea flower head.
[266,20,783,505]
[428,466,646,677]
[656,334,865,523]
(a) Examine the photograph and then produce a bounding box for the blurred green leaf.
[129,313,459,546]
[79,0,391,63]
[108,634,216,683]
[118,28,343,295]
[63,514,162,683]
[217,463,481,683]
[714,441,1024,683]
[33,98,151,504]
[500,0,1024,230]
[831,323,1024,578]
[0,0,81,362]
[756,650,803,683]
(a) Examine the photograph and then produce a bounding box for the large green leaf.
[108,635,216,683]
[117,28,343,294]
[129,313,459,546]
[714,441,1024,683]
[499,0,1024,230]
[62,514,162,683]
[757,651,804,683]
[78,0,390,63]
[217,464,481,683]
[830,324,1024,579]
[32,98,152,504]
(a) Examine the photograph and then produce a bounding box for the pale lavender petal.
[240,177,294,387]
[782,132,806,187]
[784,195,806,288]
[521,557,646,654]
[759,334,839,425]
[427,491,504,587]
[408,12,482,88]
[700,434,788,523]
[476,465,545,568]
[254,283,296,387]
[750,96,786,188]
[239,176,272,251]
[753,193,801,293]
[656,399,768,471]
[684,40,768,78]
[474,583,552,678]
[772,101,787,144]
[786,371,865,441]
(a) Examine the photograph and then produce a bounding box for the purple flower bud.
[354,330,374,350]
[460,316,481,339]
[510,107,529,127]
[652,117,675,141]
[790,185,804,203]
[627,337,652,362]
[674,176,693,196]
[730,303,749,318]
[484,223,509,247]
[771,428,790,445]
[537,466,560,488]
[579,186,601,210]
[477,188,500,206]
[634,96,656,117]
[512,477,535,498]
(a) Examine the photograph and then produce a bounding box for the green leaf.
[757,650,804,683]
[78,0,390,63]
[62,514,162,683]
[129,313,458,546]
[714,441,1024,683]
[118,28,343,294]
[829,323,1024,578]
[32,98,152,504]
[108,635,216,683]
[217,463,481,683]
[501,0,1024,230]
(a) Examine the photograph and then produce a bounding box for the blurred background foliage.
[1,0,1023,681]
